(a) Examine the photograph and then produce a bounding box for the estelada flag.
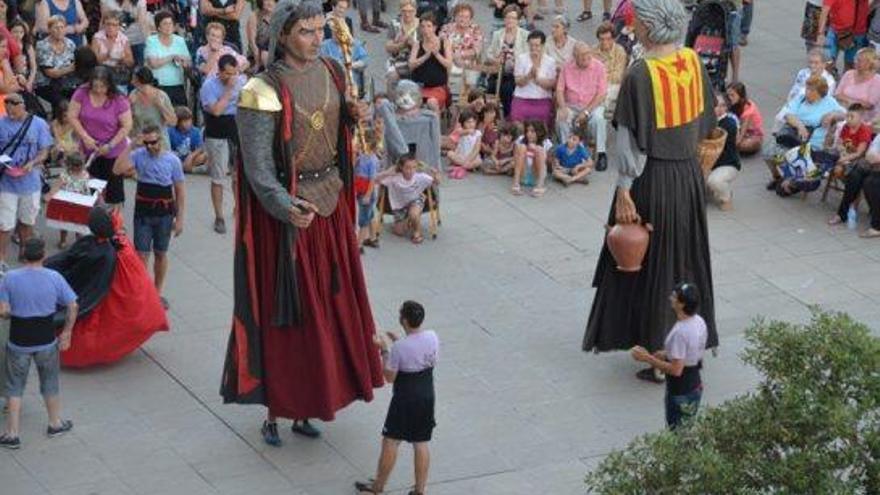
[645,48,705,130]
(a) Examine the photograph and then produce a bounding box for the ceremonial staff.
[328,15,369,153]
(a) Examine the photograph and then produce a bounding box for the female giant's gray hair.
[632,0,688,46]
[267,0,325,65]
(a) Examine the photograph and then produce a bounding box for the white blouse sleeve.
[613,124,647,190]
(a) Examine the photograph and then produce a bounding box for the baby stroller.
[685,0,735,92]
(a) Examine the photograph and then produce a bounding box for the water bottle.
[847,206,858,230]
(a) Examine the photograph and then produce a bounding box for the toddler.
[355,131,380,250]
[483,122,518,175]
[49,153,91,249]
[446,111,482,178]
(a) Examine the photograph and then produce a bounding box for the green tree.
[585,310,880,494]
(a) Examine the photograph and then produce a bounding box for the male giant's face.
[281,15,325,63]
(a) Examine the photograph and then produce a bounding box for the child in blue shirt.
[167,107,206,174]
[552,132,593,186]
[355,130,380,251]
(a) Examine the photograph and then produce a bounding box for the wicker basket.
[697,127,728,176]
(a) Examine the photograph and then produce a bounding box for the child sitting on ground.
[552,127,593,186]
[479,103,500,158]
[48,153,90,249]
[355,130,380,251]
[442,90,488,152]
[512,120,552,197]
[167,106,207,174]
[377,153,439,244]
[50,100,78,166]
[446,110,482,178]
[483,122,518,175]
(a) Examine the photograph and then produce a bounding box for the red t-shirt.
[839,123,873,153]
[824,0,870,35]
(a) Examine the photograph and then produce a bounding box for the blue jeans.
[826,28,868,66]
[741,1,753,36]
[665,388,702,430]
[727,9,742,49]
[133,214,174,253]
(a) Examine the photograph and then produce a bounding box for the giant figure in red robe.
[220,0,383,444]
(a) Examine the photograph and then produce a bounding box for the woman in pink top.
[90,11,134,90]
[727,82,764,155]
[835,48,880,124]
[68,66,132,209]
[196,22,249,77]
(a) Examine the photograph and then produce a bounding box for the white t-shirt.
[513,53,557,100]
[454,130,482,157]
[380,172,434,210]
[387,330,439,373]
[664,315,708,367]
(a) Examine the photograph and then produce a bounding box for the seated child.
[483,122,518,175]
[442,89,487,151]
[48,153,90,249]
[355,130,380,250]
[512,120,552,197]
[828,103,875,225]
[50,100,78,166]
[377,153,439,244]
[552,130,593,186]
[446,110,482,178]
[167,106,207,174]
[706,93,741,211]
[479,103,500,158]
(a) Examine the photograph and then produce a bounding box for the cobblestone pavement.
[4,1,880,494]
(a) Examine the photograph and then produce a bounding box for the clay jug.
[605,223,653,272]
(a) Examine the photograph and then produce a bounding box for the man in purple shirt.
[0,93,53,274]
[113,124,185,309]
[556,42,609,171]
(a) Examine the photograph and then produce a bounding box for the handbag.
[0,115,35,179]
[835,0,861,49]
[774,124,813,149]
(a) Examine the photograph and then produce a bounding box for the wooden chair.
[372,172,441,240]
[821,166,847,202]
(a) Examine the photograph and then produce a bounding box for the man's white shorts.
[0,191,40,231]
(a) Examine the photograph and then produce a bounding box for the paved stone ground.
[4,1,880,494]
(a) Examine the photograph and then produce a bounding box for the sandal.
[860,228,880,238]
[354,480,380,493]
[531,187,546,197]
[363,238,380,249]
[576,10,592,21]
[512,184,523,196]
[411,233,424,244]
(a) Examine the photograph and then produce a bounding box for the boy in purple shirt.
[357,301,439,495]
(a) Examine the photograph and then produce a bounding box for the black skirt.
[383,368,436,443]
[583,156,719,353]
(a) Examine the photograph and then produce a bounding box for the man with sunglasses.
[113,124,185,309]
[0,93,52,276]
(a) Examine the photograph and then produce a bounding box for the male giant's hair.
[267,0,325,65]
[632,0,687,46]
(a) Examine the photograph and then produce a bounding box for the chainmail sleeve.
[237,108,292,223]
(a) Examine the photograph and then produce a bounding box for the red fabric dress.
[61,233,169,368]
[221,60,384,421]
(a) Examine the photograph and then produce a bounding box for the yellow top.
[238,77,282,112]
